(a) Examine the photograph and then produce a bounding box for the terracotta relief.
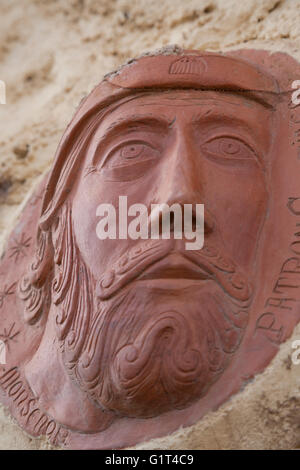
[1,48,300,449]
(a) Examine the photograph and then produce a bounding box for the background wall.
[0,0,300,449]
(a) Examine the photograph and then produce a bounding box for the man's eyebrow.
[230,90,276,110]
[191,110,264,143]
[98,114,172,142]
[187,93,274,116]
[139,89,276,110]
[219,90,276,109]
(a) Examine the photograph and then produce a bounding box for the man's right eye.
[100,141,160,181]
[105,141,158,168]
[119,143,146,161]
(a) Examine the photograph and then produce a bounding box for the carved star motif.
[0,322,20,352]
[9,234,31,262]
[0,282,16,309]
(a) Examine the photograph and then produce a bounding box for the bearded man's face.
[68,89,272,417]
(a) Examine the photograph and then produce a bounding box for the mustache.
[96,239,252,304]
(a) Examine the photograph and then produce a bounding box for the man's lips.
[96,241,211,300]
[97,239,251,303]
[138,253,211,281]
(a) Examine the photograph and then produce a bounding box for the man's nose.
[152,137,215,235]
[158,137,201,204]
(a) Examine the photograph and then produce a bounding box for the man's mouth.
[138,253,211,281]
[97,239,251,302]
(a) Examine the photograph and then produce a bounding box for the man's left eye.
[201,137,258,164]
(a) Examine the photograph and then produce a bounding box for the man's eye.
[100,141,159,182]
[201,137,258,164]
[106,141,157,168]
[120,143,145,160]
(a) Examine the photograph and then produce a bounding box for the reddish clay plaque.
[1,48,300,449]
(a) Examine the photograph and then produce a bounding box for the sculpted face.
[1,49,300,449]
[73,90,271,278]
[69,90,270,415]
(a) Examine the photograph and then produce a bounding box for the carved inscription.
[256,198,300,343]
[0,367,69,446]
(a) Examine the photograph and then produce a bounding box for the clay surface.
[1,48,300,449]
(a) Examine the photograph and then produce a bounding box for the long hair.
[18,90,143,325]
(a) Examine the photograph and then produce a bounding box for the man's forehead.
[91,89,273,148]
[98,89,271,127]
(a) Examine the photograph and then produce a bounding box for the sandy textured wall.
[0,0,300,449]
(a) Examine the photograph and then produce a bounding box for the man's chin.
[74,281,247,418]
[97,310,210,417]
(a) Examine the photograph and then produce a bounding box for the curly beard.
[76,282,249,417]
[48,204,251,418]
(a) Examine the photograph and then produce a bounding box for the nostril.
[204,219,213,235]
[148,204,215,238]
[191,215,211,234]
[203,210,215,235]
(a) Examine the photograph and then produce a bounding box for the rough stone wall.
[0,0,300,449]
